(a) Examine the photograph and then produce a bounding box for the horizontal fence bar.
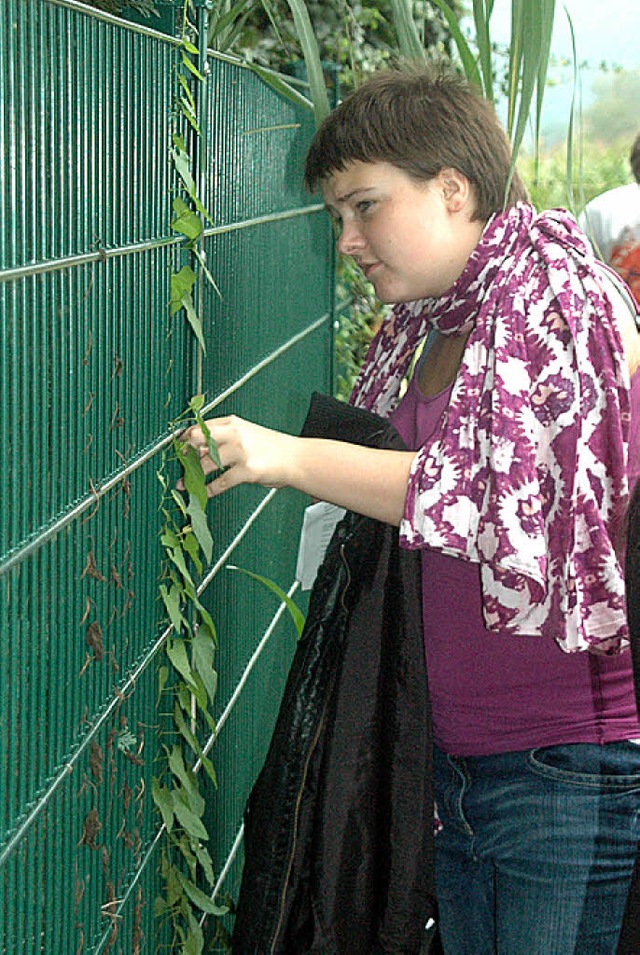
[0,313,329,578]
[46,0,183,42]
[47,0,315,99]
[198,312,330,418]
[0,205,324,284]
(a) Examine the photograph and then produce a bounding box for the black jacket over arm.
[230,394,640,954]
[231,393,437,954]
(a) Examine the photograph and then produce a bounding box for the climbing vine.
[152,1,327,949]
[152,3,227,951]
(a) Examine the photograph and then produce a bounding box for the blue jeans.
[433,742,640,955]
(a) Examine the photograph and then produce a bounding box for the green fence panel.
[0,1,334,951]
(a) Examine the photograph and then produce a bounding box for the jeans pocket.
[527,741,640,790]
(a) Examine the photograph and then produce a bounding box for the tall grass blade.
[506,0,524,137]
[208,0,252,47]
[247,62,315,114]
[389,0,426,62]
[227,566,306,637]
[534,0,555,160]
[430,0,483,93]
[259,0,288,56]
[564,8,584,219]
[284,0,330,127]
[472,0,494,102]
[504,0,555,206]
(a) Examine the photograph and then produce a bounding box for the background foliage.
[235,0,460,86]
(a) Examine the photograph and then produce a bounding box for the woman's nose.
[337,219,365,256]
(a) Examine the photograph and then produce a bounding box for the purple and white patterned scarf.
[350,203,631,653]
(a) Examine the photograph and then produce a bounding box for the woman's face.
[321,161,485,303]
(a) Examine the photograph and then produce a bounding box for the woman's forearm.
[286,437,416,525]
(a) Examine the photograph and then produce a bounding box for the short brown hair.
[630,133,640,183]
[304,62,528,221]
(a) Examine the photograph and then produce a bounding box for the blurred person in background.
[580,133,640,304]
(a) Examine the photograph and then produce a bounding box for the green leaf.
[189,394,205,413]
[193,410,222,469]
[472,0,494,102]
[174,700,203,760]
[283,0,330,127]
[563,7,580,216]
[171,197,203,242]
[228,565,305,637]
[182,291,207,353]
[152,778,175,833]
[170,265,197,317]
[248,63,314,114]
[170,489,188,517]
[179,72,196,111]
[175,440,208,513]
[186,496,214,565]
[160,582,186,634]
[167,637,198,690]
[181,37,199,55]
[158,665,169,699]
[171,135,197,195]
[180,97,201,135]
[193,841,215,886]
[183,909,205,955]
[176,871,228,916]
[192,246,222,299]
[429,0,483,93]
[198,751,217,786]
[192,628,218,705]
[163,540,195,591]
[181,49,204,82]
[193,596,217,646]
[178,833,198,882]
[534,0,556,158]
[504,0,555,201]
[182,529,204,576]
[389,0,426,63]
[208,0,253,41]
[168,745,200,805]
[187,669,209,712]
[172,791,209,841]
[164,857,183,907]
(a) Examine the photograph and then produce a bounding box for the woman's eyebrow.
[324,186,377,211]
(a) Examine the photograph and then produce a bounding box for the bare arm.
[605,276,640,378]
[179,416,416,526]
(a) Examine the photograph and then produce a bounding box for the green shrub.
[518,141,633,214]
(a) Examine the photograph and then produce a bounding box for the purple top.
[391,369,640,756]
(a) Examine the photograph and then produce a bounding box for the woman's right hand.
[178,415,299,498]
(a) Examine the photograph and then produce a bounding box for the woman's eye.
[356,200,374,215]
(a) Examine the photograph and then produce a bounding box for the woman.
[183,64,640,954]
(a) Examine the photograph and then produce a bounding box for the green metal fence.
[0,1,334,951]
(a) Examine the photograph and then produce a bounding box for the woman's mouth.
[361,261,380,280]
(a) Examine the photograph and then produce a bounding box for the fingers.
[176,416,231,491]
[177,416,251,495]
[176,414,291,497]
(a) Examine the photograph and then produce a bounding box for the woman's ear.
[437,168,473,212]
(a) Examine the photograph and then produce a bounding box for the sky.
[462,0,639,144]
